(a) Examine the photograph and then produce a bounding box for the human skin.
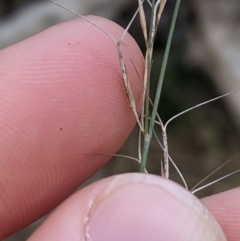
[0,16,239,240]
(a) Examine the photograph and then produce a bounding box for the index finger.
[0,16,144,238]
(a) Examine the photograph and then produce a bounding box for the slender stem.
[162,128,169,178]
[144,48,151,133]
[148,0,156,40]
[143,1,156,134]
[140,134,150,172]
[140,0,182,172]
[140,1,156,172]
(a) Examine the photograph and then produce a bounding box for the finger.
[201,187,240,241]
[28,173,226,241]
[0,16,144,238]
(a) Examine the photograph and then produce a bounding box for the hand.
[0,16,239,241]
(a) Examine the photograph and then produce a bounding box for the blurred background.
[1,0,240,239]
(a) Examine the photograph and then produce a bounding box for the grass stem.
[140,0,182,173]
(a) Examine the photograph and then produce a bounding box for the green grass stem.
[140,0,182,173]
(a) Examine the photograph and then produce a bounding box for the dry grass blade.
[191,154,239,192]
[162,129,169,178]
[156,0,167,26]
[192,169,240,194]
[120,1,143,42]
[146,0,153,7]
[116,42,144,132]
[153,130,188,189]
[150,99,169,179]
[49,0,116,43]
[87,153,148,173]
[49,0,144,132]
[140,50,149,128]
[165,90,239,129]
[138,127,142,164]
[137,0,148,45]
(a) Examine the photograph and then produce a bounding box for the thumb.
[28,173,227,241]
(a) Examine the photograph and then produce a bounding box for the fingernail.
[84,173,227,241]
